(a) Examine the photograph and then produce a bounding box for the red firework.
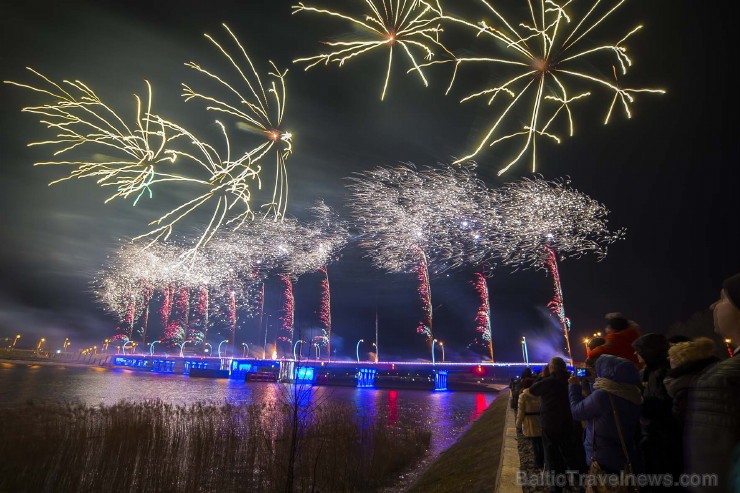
[278,274,294,345]
[543,245,573,365]
[160,285,175,328]
[472,272,494,362]
[112,295,136,341]
[138,285,154,344]
[415,249,433,340]
[163,287,189,347]
[315,266,331,348]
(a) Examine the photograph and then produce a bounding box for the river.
[0,361,498,487]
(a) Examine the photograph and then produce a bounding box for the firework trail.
[543,245,572,365]
[183,23,293,219]
[278,274,295,356]
[496,176,624,365]
[415,249,433,340]
[137,286,154,344]
[160,285,175,331]
[112,296,137,342]
[188,286,209,345]
[414,0,664,174]
[315,266,331,352]
[293,0,450,100]
[163,287,190,347]
[471,271,494,362]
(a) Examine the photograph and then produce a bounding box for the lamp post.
[372,343,377,363]
[204,342,212,356]
[149,340,160,356]
[218,339,229,358]
[63,338,70,353]
[584,338,590,358]
[242,343,249,358]
[293,340,306,360]
[314,342,320,360]
[521,336,530,366]
[432,338,438,365]
[439,341,445,362]
[36,337,46,355]
[12,334,20,350]
[356,339,364,363]
[726,339,734,358]
[122,339,133,355]
[179,340,191,358]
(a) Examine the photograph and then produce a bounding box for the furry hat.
[668,337,716,367]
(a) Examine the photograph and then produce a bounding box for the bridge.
[111,355,549,392]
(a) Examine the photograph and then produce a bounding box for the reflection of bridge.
[112,355,547,392]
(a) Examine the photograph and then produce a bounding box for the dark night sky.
[0,0,737,361]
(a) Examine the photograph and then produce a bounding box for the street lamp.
[432,339,438,365]
[36,338,46,354]
[63,338,70,353]
[314,342,321,360]
[180,340,191,358]
[726,339,734,358]
[204,342,212,355]
[122,339,134,355]
[356,339,364,363]
[218,339,229,358]
[242,343,249,358]
[293,340,306,360]
[521,336,530,366]
[372,343,377,363]
[12,334,20,350]
[439,341,445,362]
[149,340,160,356]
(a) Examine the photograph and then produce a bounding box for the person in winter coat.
[663,337,719,427]
[633,333,683,490]
[517,378,544,468]
[685,273,740,492]
[569,355,643,475]
[530,357,586,491]
[588,314,641,365]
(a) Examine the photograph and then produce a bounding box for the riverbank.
[406,389,511,493]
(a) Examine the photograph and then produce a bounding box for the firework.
[188,286,209,345]
[543,245,572,365]
[495,176,624,364]
[347,163,492,274]
[417,0,664,174]
[293,0,449,100]
[183,23,293,219]
[347,163,493,342]
[277,274,295,356]
[472,271,494,361]
[163,287,190,347]
[315,266,331,351]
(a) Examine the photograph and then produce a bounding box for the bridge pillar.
[434,370,448,391]
[356,368,376,388]
[279,360,295,383]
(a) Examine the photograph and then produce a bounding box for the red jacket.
[588,327,641,364]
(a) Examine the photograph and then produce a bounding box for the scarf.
[593,377,643,405]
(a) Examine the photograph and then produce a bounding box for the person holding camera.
[569,355,643,477]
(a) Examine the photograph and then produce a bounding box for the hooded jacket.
[664,356,719,426]
[569,355,643,474]
[516,389,542,437]
[529,369,574,433]
[589,326,641,365]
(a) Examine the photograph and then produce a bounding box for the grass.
[406,391,508,493]
[0,397,431,492]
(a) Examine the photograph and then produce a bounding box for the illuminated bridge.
[111,355,549,392]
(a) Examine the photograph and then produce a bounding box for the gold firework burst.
[418,0,665,175]
[292,0,449,100]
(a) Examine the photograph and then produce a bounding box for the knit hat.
[668,337,716,367]
[633,333,670,367]
[723,273,740,310]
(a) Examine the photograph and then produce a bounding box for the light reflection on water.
[0,363,497,457]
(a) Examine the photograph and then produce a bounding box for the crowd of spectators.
[511,273,740,492]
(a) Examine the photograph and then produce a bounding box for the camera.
[576,367,589,377]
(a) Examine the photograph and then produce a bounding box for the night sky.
[1,0,737,361]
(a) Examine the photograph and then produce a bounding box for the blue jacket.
[569,355,643,474]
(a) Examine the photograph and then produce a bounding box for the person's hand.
[568,376,580,384]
